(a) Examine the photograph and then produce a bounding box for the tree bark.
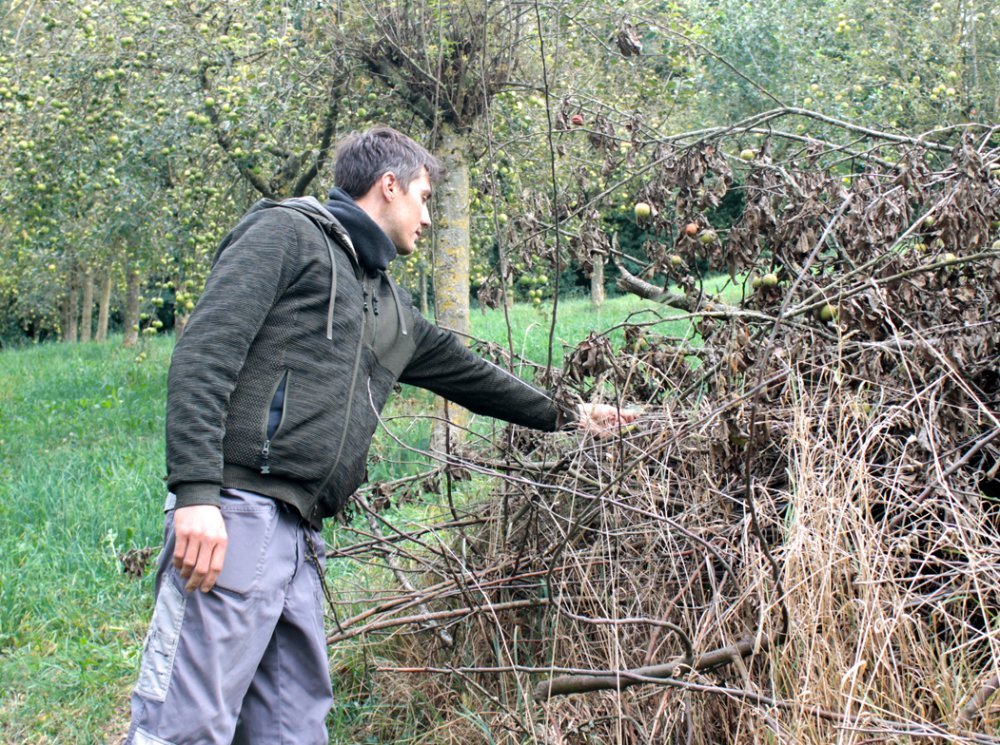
[419,268,429,316]
[95,271,112,342]
[79,269,94,343]
[615,258,692,310]
[590,253,606,308]
[430,127,471,452]
[68,290,79,342]
[123,268,140,348]
[59,293,71,342]
[64,276,79,343]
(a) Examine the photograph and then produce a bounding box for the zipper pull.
[260,440,271,475]
[362,287,369,313]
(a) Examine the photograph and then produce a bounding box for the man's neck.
[351,193,386,235]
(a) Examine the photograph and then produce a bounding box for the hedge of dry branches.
[330,122,999,744]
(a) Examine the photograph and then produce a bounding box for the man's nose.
[421,206,431,226]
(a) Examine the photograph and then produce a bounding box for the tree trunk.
[430,127,471,452]
[59,292,72,342]
[590,253,606,308]
[66,281,79,342]
[123,268,140,348]
[61,271,80,343]
[419,268,429,316]
[80,269,94,342]
[96,271,112,342]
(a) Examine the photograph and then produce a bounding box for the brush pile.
[331,123,1000,744]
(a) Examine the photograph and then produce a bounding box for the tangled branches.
[328,124,999,743]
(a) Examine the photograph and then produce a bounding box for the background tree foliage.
[0,0,996,346]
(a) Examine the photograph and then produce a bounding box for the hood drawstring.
[270,201,406,344]
[321,231,337,340]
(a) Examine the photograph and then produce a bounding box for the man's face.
[384,168,432,256]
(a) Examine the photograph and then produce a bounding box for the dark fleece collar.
[325,188,397,271]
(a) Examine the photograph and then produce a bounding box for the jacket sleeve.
[165,209,299,509]
[398,310,576,432]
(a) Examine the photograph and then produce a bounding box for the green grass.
[471,290,701,365]
[0,336,171,743]
[0,290,714,743]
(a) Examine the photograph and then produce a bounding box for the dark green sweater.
[166,197,569,523]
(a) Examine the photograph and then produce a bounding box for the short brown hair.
[334,126,443,198]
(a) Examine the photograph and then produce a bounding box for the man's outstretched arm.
[400,311,639,434]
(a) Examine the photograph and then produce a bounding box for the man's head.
[335,126,442,256]
[335,126,442,198]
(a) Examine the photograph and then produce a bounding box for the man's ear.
[380,172,399,201]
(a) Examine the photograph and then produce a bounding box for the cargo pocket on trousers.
[213,495,277,596]
[135,579,186,702]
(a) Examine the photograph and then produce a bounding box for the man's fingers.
[579,403,641,428]
[200,541,228,593]
[173,532,189,572]
[181,538,205,590]
[575,403,642,438]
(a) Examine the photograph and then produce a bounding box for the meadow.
[0,292,690,743]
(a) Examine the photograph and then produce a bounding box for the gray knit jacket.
[166,197,569,523]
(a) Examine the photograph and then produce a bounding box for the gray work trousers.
[124,490,332,745]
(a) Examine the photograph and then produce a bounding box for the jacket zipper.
[363,274,378,337]
[260,369,291,475]
[312,274,369,507]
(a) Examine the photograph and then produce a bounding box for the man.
[125,126,634,744]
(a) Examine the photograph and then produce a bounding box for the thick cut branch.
[960,674,1000,723]
[533,635,765,700]
[614,255,742,317]
[614,261,691,309]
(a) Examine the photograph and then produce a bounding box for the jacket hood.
[246,196,359,266]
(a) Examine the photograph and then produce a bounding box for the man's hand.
[576,403,640,437]
[172,505,228,593]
